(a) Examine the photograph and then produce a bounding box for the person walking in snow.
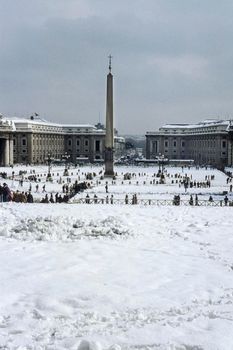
[189,195,193,206]
[94,194,98,204]
[85,194,90,204]
[49,194,54,203]
[27,192,34,203]
[44,194,49,203]
[2,183,12,202]
[224,195,228,206]
[55,192,59,203]
[209,195,213,202]
[105,183,108,193]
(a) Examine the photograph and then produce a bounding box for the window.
[181,141,185,147]
[76,139,80,147]
[222,140,226,148]
[85,139,89,147]
[173,141,177,147]
[22,138,27,146]
[164,141,168,148]
[95,140,100,152]
[68,139,72,147]
[152,141,158,154]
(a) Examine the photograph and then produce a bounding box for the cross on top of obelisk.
[108,54,112,73]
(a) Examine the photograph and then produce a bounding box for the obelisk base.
[104,147,114,177]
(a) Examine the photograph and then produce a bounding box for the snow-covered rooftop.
[0,116,108,135]
[161,119,230,130]
[8,116,96,129]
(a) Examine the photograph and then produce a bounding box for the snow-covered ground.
[0,164,232,202]
[0,165,233,349]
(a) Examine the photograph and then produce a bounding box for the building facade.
[146,119,233,168]
[0,115,125,166]
[0,117,14,166]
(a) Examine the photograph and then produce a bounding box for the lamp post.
[156,153,167,184]
[161,155,165,174]
[62,152,70,176]
[45,153,54,181]
[156,153,165,174]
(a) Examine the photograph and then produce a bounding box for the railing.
[6,196,231,206]
[69,198,231,207]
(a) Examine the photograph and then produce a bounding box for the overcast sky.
[0,0,233,134]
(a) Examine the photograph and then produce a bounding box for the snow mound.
[77,343,121,350]
[1,216,132,241]
[78,340,102,350]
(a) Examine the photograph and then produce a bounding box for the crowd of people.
[0,183,34,203]
[40,193,69,203]
[1,165,233,206]
[13,191,34,203]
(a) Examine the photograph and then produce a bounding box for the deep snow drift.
[1,203,233,350]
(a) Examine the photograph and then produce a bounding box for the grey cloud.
[1,0,233,133]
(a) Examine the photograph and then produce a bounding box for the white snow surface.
[1,203,233,349]
[1,164,232,202]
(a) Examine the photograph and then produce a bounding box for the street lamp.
[156,153,165,173]
[156,153,167,184]
[45,153,54,181]
[62,152,70,176]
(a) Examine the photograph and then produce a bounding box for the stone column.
[4,139,10,166]
[9,138,14,165]
[27,133,33,164]
[104,61,114,177]
[227,139,233,166]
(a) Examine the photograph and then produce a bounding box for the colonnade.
[0,137,14,166]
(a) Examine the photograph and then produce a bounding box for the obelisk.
[104,55,114,177]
